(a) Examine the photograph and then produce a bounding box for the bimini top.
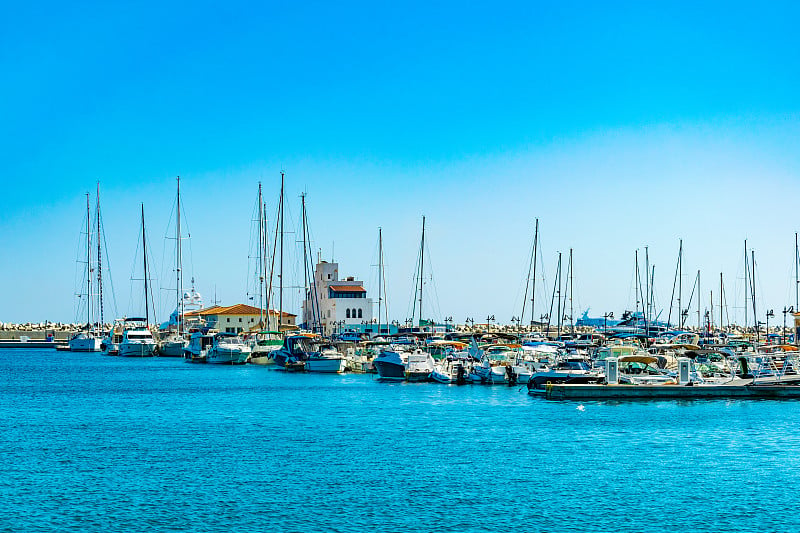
[618,355,660,365]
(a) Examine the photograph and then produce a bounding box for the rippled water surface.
[2,348,800,532]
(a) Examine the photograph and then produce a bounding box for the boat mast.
[96,184,103,329]
[176,176,183,334]
[634,250,640,319]
[645,246,649,336]
[258,182,264,329]
[417,216,425,328]
[720,272,724,333]
[569,248,574,336]
[794,232,800,313]
[86,192,92,331]
[378,227,383,337]
[262,199,269,329]
[752,250,758,343]
[556,252,562,337]
[279,171,285,332]
[142,203,150,327]
[521,219,539,331]
[678,240,682,328]
[696,270,701,330]
[744,240,748,330]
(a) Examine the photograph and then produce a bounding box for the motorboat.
[405,349,435,382]
[374,349,407,381]
[206,333,251,364]
[248,330,283,365]
[306,344,347,373]
[272,335,316,370]
[68,330,102,352]
[118,318,157,357]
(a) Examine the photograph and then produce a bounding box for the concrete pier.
[535,383,800,400]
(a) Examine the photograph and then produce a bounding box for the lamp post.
[766,310,774,345]
[466,317,474,331]
[783,306,794,345]
[486,315,495,334]
[603,312,614,334]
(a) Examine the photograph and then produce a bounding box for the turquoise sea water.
[2,348,800,532]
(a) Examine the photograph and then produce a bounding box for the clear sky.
[2,0,799,326]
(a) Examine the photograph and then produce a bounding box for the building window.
[346,309,351,318]
[226,318,230,323]
[327,274,331,280]
[358,309,363,319]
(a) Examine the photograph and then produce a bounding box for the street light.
[766,310,775,344]
[603,312,614,333]
[783,306,794,345]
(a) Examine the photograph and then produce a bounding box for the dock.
[535,383,800,400]
[0,340,65,349]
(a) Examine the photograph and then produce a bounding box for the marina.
[4,346,800,532]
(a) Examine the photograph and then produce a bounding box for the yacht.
[206,333,251,364]
[69,331,102,352]
[374,348,407,381]
[248,330,283,365]
[306,344,347,373]
[273,335,316,371]
[118,318,157,357]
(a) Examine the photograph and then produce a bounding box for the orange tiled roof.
[186,304,296,317]
[329,285,366,292]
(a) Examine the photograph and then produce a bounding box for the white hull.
[159,339,187,357]
[69,335,102,352]
[206,347,250,364]
[249,354,276,365]
[306,357,347,373]
[119,342,157,357]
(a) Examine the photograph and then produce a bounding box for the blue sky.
[2,1,799,325]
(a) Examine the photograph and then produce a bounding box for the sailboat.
[249,182,282,364]
[374,217,434,382]
[69,190,104,352]
[119,204,157,357]
[159,177,190,357]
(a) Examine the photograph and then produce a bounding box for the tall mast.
[142,204,150,327]
[300,192,313,332]
[418,216,426,328]
[96,184,103,328]
[635,250,640,318]
[794,232,800,313]
[257,182,264,328]
[744,240,748,329]
[522,219,539,329]
[678,240,682,327]
[86,192,92,330]
[377,228,383,337]
[720,272,724,333]
[645,246,650,335]
[279,171,285,332]
[696,270,701,330]
[531,218,538,328]
[556,252,562,337]
[266,201,272,329]
[176,176,183,334]
[752,250,757,343]
[569,248,574,335]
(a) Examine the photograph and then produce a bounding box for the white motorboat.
[306,344,347,373]
[405,349,435,382]
[248,330,283,365]
[69,331,102,352]
[206,333,251,365]
[118,318,157,357]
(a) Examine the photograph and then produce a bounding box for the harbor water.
[2,348,800,532]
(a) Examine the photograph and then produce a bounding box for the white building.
[302,261,373,335]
